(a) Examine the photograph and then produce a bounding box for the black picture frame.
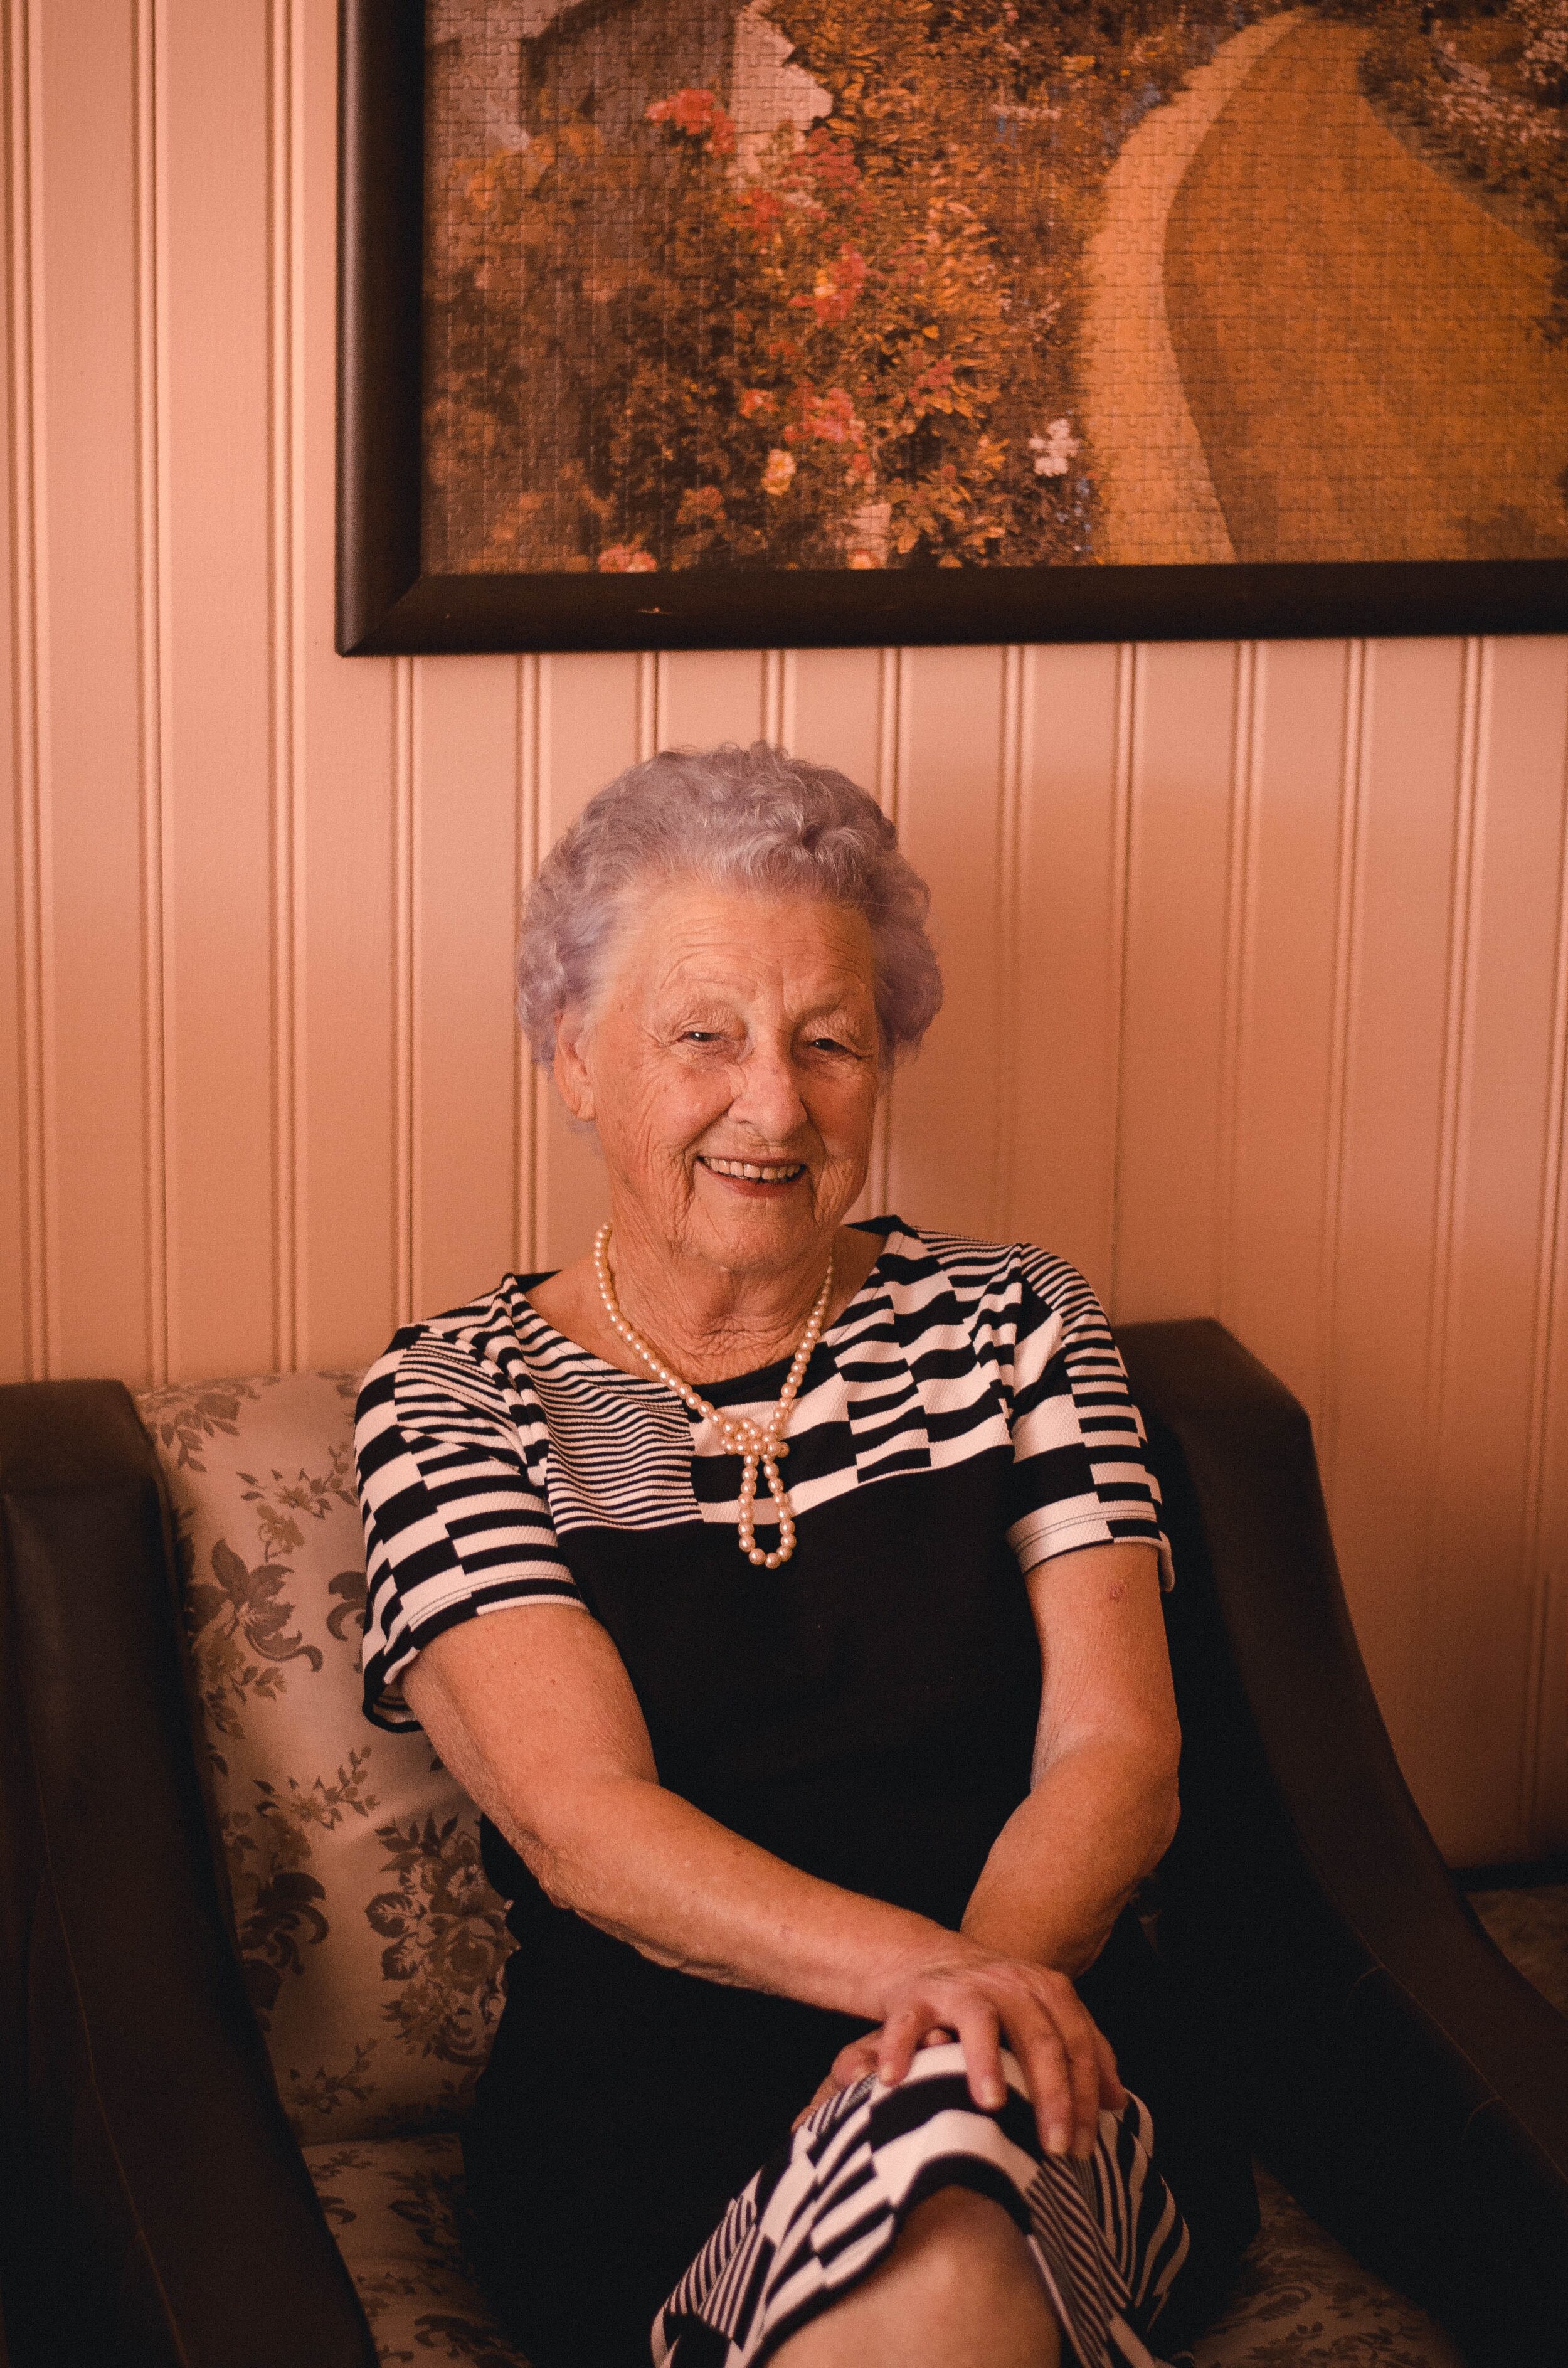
[336,0,1568,657]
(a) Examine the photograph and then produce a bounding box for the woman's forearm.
[406,1612,969,2025]
[501,1766,961,2022]
[960,1737,1179,1976]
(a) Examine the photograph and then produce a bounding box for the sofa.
[1,1320,1565,2367]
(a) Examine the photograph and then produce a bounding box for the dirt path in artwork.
[1161,16,1568,562]
[1081,11,1306,565]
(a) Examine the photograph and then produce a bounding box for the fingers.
[997,2002,1075,2155]
[946,1995,1009,2116]
[793,2036,881,2132]
[872,2004,926,2089]
[869,1958,1124,2164]
[830,2034,881,2091]
[791,2069,840,2130]
[992,1978,1109,2160]
[1045,1980,1108,2158]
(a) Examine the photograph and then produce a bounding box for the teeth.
[701,1157,803,1181]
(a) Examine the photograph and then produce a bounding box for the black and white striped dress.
[654,2046,1189,2368]
[356,1222,1206,2368]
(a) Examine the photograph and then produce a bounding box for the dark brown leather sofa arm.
[0,1381,375,2368]
[1121,1319,1568,2368]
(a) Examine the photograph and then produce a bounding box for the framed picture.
[337,0,1568,655]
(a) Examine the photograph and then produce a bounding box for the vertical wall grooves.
[408,656,426,1317]
[1401,636,1487,1791]
[1417,639,1488,1645]
[6,0,45,1376]
[132,0,168,1386]
[1318,638,1369,1477]
[267,0,300,1370]
[867,647,904,1215]
[762,647,785,745]
[1216,640,1260,1322]
[529,650,553,1258]
[1517,663,1568,1847]
[993,644,1025,1238]
[1106,642,1139,1322]
[514,650,538,1272]
[287,0,307,1361]
[393,656,415,1325]
[639,649,659,757]
[776,646,797,752]
[877,647,901,819]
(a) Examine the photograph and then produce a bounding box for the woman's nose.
[730,1043,807,1137]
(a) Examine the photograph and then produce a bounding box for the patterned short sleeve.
[354,1319,585,1729]
[1003,1248,1172,1586]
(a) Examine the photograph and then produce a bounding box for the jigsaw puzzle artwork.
[421,1,1568,576]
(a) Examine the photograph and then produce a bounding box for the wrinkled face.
[554,875,882,1280]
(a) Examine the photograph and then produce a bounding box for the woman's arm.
[403,1603,1120,2155]
[804,1540,1178,2118]
[962,1539,1181,1972]
[405,1601,944,2005]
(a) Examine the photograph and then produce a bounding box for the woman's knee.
[771,2184,1060,2366]
[891,2184,1041,2305]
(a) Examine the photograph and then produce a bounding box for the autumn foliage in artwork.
[423,0,1278,573]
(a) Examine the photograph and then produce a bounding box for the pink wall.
[3,3,1567,1867]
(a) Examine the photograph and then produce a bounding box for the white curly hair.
[516,741,942,1071]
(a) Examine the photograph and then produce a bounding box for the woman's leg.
[769,2187,1062,2368]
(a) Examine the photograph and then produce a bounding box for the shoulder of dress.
[887,1228,1104,1329]
[356,1279,534,1426]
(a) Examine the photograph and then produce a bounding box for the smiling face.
[553,874,882,1291]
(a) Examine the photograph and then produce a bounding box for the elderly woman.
[355,745,1253,2368]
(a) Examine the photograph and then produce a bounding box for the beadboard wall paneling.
[161,0,278,1381]
[32,0,157,1384]
[411,656,524,1321]
[0,0,28,1386]
[4,3,1568,1864]
[533,649,640,1273]
[885,644,1011,1240]
[1322,639,1472,1769]
[1008,642,1128,1309]
[1115,640,1244,1323]
[1221,637,1357,1432]
[1424,637,1568,1858]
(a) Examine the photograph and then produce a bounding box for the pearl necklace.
[593,1222,833,1569]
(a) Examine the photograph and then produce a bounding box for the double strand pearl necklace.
[593,1221,833,1569]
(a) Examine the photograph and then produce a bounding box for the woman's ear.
[553,1012,596,1123]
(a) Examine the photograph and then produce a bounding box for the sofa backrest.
[135,1372,512,2147]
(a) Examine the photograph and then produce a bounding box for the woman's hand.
[795,1948,1126,2159]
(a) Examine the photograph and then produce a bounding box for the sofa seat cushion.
[136,1372,514,2145]
[305,2142,1463,2368]
[1192,2169,1465,2366]
[305,2132,524,2366]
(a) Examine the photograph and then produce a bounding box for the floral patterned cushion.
[137,1372,513,2147]
[1191,2168,1466,2367]
[305,2142,1461,2368]
[304,2133,524,2367]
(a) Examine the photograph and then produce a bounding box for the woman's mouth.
[696,1155,807,1188]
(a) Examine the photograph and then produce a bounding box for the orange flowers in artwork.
[426,1,1290,575]
[800,247,868,327]
[645,87,736,158]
